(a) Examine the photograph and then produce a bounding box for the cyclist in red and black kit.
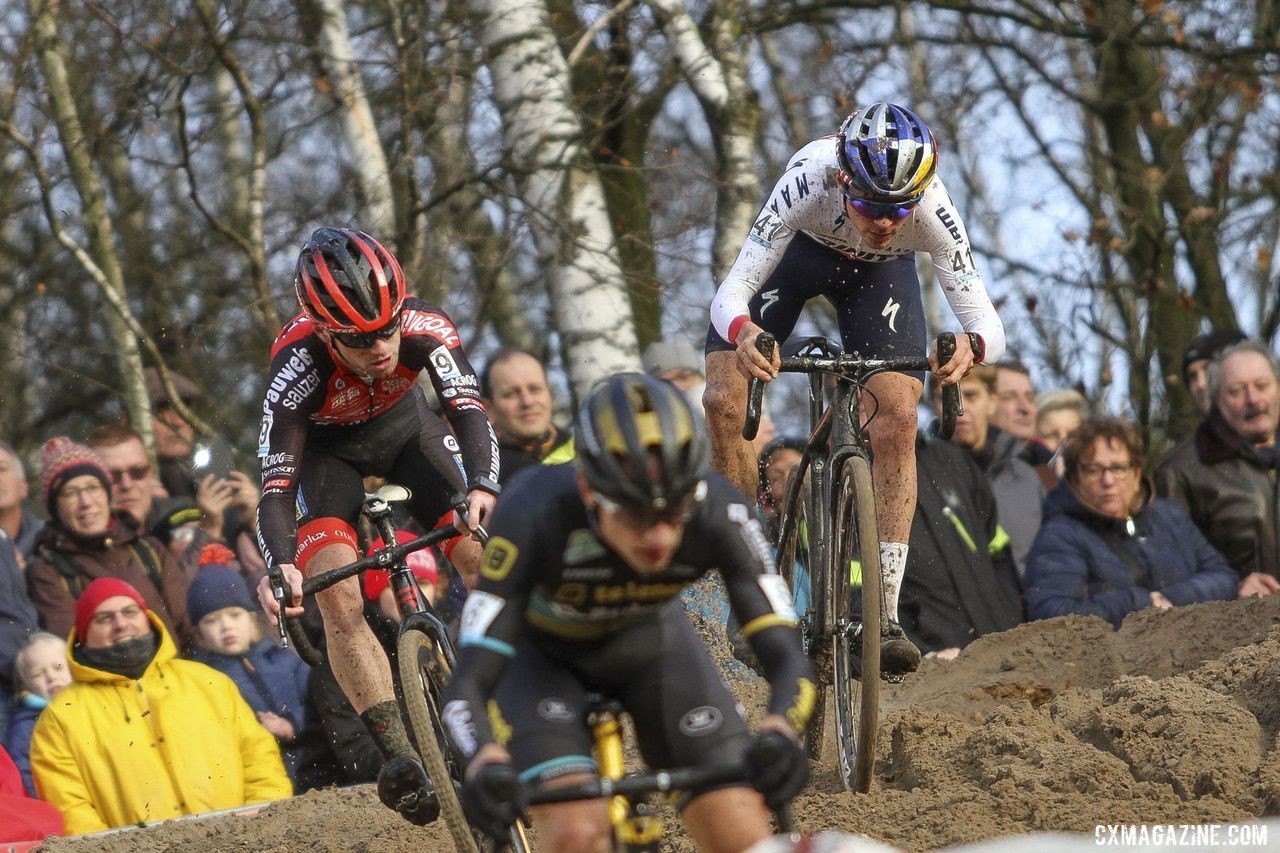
[254,227,501,825]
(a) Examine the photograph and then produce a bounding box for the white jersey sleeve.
[709,137,1005,361]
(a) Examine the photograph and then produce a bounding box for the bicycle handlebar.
[525,762,793,832]
[281,506,486,668]
[742,332,964,441]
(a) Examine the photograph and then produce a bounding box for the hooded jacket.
[26,514,193,650]
[29,611,290,834]
[1025,479,1238,628]
[900,432,1025,653]
[1154,408,1280,579]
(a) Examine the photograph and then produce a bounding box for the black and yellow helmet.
[575,373,708,511]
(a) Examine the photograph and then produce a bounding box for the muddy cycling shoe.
[377,755,439,825]
[880,622,921,679]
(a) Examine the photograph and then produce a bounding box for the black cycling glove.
[461,761,527,841]
[744,729,809,809]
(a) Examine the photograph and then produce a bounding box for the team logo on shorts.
[537,698,576,724]
[679,706,723,737]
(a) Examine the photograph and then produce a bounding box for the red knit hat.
[74,577,148,641]
[40,436,112,519]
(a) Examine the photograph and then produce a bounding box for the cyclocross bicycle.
[274,485,530,853]
[524,693,794,852]
[743,332,961,794]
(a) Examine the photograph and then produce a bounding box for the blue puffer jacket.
[1025,480,1237,627]
[191,638,311,779]
[4,695,44,796]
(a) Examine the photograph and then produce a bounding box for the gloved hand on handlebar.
[745,729,809,809]
[461,760,527,841]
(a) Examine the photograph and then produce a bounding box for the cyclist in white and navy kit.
[702,102,1006,677]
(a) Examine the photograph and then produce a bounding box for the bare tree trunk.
[305,0,396,234]
[649,0,759,284]
[27,0,152,442]
[469,0,640,399]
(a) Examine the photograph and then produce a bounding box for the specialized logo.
[564,528,607,563]
[679,706,723,737]
[537,698,576,724]
[882,297,901,332]
[481,536,519,581]
[759,288,780,317]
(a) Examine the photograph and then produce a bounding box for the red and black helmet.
[294,227,406,333]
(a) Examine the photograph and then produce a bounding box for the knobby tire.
[832,456,881,793]
[396,629,478,853]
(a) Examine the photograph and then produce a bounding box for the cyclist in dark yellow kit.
[443,374,815,853]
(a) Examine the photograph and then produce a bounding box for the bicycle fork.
[592,707,662,850]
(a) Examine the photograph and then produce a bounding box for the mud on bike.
[271,484,531,853]
[743,332,961,793]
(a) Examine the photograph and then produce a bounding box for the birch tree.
[648,0,759,284]
[469,0,640,398]
[303,0,396,235]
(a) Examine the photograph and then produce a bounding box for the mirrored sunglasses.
[844,192,917,221]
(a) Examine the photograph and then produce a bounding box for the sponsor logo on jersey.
[443,435,460,452]
[401,311,460,347]
[882,296,901,333]
[265,348,317,405]
[263,477,291,492]
[537,698,576,724]
[679,706,723,737]
[481,536,519,581]
[935,205,963,242]
[759,288,781,317]
[562,566,614,581]
[727,504,776,571]
[261,452,292,468]
[564,528,607,563]
[296,528,329,553]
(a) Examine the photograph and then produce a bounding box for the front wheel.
[831,456,881,793]
[397,628,477,852]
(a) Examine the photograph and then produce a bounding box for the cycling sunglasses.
[843,191,918,221]
[593,482,707,529]
[331,315,402,349]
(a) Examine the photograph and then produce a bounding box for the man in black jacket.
[898,431,1025,658]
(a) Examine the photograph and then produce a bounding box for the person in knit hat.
[25,437,194,650]
[188,544,332,790]
[29,576,291,833]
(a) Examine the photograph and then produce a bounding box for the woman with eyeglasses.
[704,102,1005,677]
[253,227,501,826]
[1023,418,1237,628]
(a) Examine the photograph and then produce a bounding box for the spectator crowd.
[2,324,1279,845]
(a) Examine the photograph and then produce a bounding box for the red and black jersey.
[256,298,499,566]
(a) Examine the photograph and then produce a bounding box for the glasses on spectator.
[1077,462,1134,480]
[58,481,107,503]
[331,315,402,349]
[108,464,152,485]
[90,604,143,628]
[841,189,918,221]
